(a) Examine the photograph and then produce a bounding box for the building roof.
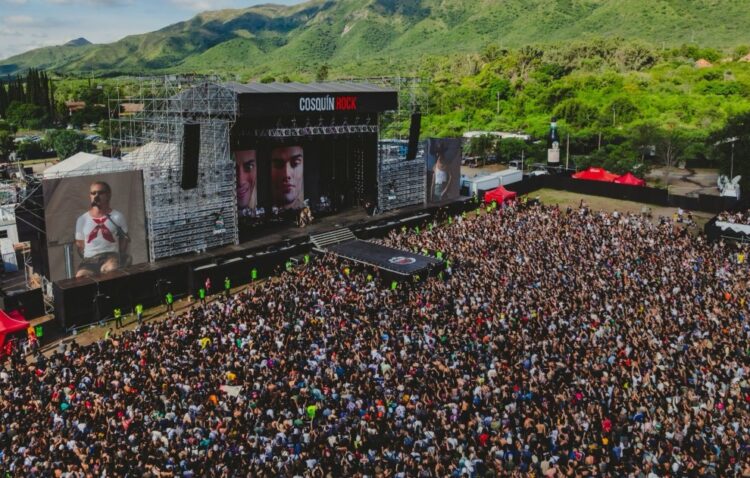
[223,81,396,95]
[120,103,145,114]
[43,152,134,179]
[695,58,713,68]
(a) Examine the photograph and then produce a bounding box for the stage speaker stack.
[181,123,200,190]
[406,112,421,161]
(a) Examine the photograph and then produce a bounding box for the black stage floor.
[327,239,443,277]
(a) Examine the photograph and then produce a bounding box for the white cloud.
[3,0,29,5]
[47,0,131,5]
[169,0,212,11]
[4,15,34,25]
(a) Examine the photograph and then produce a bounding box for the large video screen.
[426,138,462,203]
[233,136,376,214]
[43,171,148,282]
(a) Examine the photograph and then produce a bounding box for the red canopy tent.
[0,310,30,357]
[484,185,517,204]
[613,172,646,186]
[572,167,619,182]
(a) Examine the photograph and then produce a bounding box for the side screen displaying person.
[430,142,453,202]
[235,149,257,210]
[74,181,130,278]
[271,145,304,210]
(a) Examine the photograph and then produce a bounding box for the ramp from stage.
[327,239,443,277]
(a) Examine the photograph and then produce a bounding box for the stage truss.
[376,140,426,213]
[110,77,239,260]
[348,77,428,213]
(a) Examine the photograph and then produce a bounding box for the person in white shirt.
[74,181,129,278]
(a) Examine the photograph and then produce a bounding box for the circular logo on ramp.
[389,256,416,265]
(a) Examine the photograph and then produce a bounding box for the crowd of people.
[2,201,750,477]
[717,209,750,225]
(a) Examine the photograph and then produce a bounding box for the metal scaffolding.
[376,140,426,213]
[110,77,239,260]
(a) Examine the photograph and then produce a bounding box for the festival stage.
[53,197,471,329]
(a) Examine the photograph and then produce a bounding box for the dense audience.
[2,201,750,477]
[717,209,750,225]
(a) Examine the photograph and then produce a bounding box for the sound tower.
[406,112,421,161]
[181,123,200,190]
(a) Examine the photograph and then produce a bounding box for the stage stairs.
[310,228,357,250]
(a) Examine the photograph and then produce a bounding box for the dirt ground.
[461,163,508,177]
[645,167,719,197]
[531,188,715,228]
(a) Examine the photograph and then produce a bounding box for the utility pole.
[598,132,602,151]
[566,133,570,170]
[496,91,500,115]
[731,141,735,179]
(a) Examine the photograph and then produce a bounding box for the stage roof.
[225,81,399,117]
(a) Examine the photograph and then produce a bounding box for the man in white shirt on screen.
[74,181,130,278]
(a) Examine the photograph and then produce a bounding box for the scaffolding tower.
[376,140,426,213]
[110,77,239,260]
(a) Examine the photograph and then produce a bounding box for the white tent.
[42,152,135,179]
[122,142,179,166]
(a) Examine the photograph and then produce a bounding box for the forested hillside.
[2,0,750,77]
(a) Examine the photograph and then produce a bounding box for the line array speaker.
[406,112,422,161]
[181,123,200,190]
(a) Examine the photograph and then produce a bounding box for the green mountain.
[2,0,750,77]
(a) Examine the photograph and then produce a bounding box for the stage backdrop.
[426,138,462,203]
[43,171,148,282]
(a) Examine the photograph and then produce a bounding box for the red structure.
[483,186,517,204]
[572,167,619,182]
[614,172,646,187]
[0,310,30,357]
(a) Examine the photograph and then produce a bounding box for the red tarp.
[614,172,646,187]
[0,309,30,356]
[572,167,619,182]
[484,186,517,204]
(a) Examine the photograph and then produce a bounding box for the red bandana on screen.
[87,217,116,243]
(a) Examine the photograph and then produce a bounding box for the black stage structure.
[53,198,471,329]
[327,240,443,277]
[46,80,450,329]
[230,81,398,227]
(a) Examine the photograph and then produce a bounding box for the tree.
[495,138,527,163]
[465,134,494,165]
[5,102,49,130]
[15,141,43,160]
[47,129,90,159]
[315,64,330,82]
[708,110,750,194]
[652,121,698,185]
[0,131,14,161]
[70,105,107,129]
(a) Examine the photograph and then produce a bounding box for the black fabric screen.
[406,113,421,161]
[181,123,200,190]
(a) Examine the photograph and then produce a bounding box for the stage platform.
[52,197,472,329]
[328,240,442,277]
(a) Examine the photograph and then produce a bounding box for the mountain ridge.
[2,0,750,78]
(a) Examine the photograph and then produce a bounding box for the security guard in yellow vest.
[114,307,122,329]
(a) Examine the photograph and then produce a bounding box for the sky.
[0,0,305,61]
